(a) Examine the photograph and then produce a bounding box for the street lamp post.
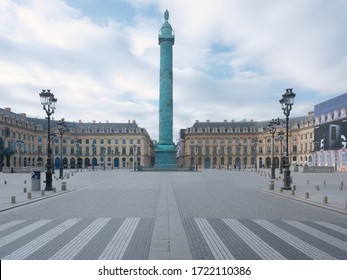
[58,119,66,179]
[268,118,281,179]
[50,133,56,174]
[39,89,57,191]
[279,88,296,190]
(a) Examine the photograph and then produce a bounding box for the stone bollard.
[307,180,309,184]
[61,182,67,191]
[28,192,32,199]
[323,196,328,204]
[4,180,7,184]
[291,189,295,195]
[41,190,45,196]
[11,196,16,203]
[305,192,309,199]
[269,180,274,190]
[293,185,296,190]
[67,173,70,179]
[24,180,27,184]
[340,182,343,191]
[323,180,326,185]
[23,187,27,193]
[316,185,319,191]
[53,187,56,193]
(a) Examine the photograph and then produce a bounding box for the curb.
[260,189,347,216]
[0,189,76,213]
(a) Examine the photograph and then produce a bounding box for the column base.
[154,145,177,169]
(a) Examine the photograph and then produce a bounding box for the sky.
[1,0,347,141]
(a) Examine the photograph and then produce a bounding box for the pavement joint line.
[98,217,139,260]
[49,218,111,260]
[222,218,286,260]
[0,220,53,247]
[314,221,347,235]
[254,219,335,260]
[284,220,347,251]
[195,218,234,260]
[0,220,25,232]
[260,189,347,215]
[3,219,81,260]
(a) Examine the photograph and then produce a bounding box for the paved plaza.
[0,168,346,260]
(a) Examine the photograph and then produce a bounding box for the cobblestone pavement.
[0,169,346,260]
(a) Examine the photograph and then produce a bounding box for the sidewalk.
[257,169,347,215]
[1,168,347,215]
[0,169,92,212]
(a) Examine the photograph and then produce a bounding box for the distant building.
[179,114,315,170]
[313,93,347,171]
[0,108,155,172]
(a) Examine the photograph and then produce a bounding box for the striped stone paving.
[1,217,346,260]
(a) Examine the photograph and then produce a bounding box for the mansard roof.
[190,115,311,132]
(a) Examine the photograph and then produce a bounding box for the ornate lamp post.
[268,118,281,179]
[279,88,296,190]
[58,119,66,179]
[39,89,57,191]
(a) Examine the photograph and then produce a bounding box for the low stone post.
[305,192,309,199]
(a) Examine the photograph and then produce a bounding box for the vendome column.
[154,10,177,169]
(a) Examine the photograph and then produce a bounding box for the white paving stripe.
[0,220,25,233]
[98,217,139,260]
[285,220,347,252]
[223,219,286,260]
[254,220,335,260]
[314,221,347,235]
[2,219,80,260]
[195,218,234,260]
[0,220,52,248]
[49,218,111,260]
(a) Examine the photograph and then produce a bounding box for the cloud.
[1,0,347,141]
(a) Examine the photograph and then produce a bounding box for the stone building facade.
[0,108,155,172]
[179,113,316,171]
